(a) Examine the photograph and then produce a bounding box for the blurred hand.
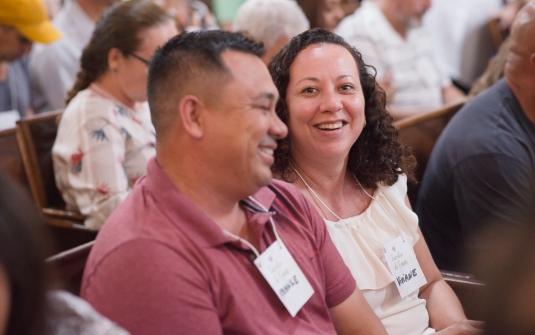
[0,62,8,81]
[434,320,484,335]
[377,72,395,104]
[498,0,523,31]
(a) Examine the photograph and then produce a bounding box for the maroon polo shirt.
[81,157,356,335]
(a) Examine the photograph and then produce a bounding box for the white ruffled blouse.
[324,175,434,335]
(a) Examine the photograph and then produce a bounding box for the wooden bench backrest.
[17,111,89,230]
[440,270,485,321]
[393,99,467,205]
[17,110,65,210]
[46,241,94,296]
[0,127,29,188]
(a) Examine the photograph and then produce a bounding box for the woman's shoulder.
[376,174,407,201]
[63,88,120,120]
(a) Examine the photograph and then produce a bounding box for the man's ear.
[178,94,204,139]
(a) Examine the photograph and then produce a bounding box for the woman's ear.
[108,47,124,73]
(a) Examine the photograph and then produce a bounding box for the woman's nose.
[320,89,343,113]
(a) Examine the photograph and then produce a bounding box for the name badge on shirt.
[383,236,427,299]
[0,110,20,131]
[254,240,314,317]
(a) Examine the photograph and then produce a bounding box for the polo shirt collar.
[144,157,277,249]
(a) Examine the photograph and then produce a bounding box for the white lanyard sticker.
[254,240,314,317]
[383,236,427,299]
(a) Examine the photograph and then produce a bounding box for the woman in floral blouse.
[52,0,177,230]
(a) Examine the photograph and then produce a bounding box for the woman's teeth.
[317,121,343,130]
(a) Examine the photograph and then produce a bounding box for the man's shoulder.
[83,181,191,281]
[440,80,523,154]
[267,180,310,212]
[427,82,529,166]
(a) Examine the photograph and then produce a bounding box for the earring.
[112,68,118,73]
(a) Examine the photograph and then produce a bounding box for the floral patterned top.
[52,85,155,230]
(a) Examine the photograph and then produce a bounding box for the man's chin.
[408,17,423,29]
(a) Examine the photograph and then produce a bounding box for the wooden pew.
[0,126,29,188]
[440,270,485,321]
[393,99,468,206]
[16,111,97,251]
[46,241,94,296]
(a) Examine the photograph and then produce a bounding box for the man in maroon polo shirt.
[81,30,387,335]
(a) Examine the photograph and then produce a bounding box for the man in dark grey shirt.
[416,2,535,272]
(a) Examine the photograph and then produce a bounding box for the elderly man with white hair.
[233,0,309,64]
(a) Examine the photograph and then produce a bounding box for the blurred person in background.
[212,0,245,30]
[336,0,466,121]
[29,0,120,114]
[416,1,535,273]
[470,220,535,335]
[52,0,177,230]
[232,0,309,65]
[43,0,63,19]
[422,0,527,93]
[0,0,60,129]
[296,0,345,32]
[152,0,218,32]
[0,170,50,335]
[0,169,130,335]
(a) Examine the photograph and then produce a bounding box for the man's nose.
[270,113,288,140]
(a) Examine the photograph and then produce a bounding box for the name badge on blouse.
[383,236,427,299]
[254,240,314,317]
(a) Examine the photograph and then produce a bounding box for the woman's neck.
[93,73,135,109]
[290,150,373,220]
[291,154,348,198]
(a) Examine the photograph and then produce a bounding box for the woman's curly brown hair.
[268,28,416,188]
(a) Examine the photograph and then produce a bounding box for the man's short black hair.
[148,30,265,139]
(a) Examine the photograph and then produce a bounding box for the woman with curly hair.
[268,28,483,335]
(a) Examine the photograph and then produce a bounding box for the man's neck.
[377,1,408,39]
[156,150,250,235]
[506,75,535,125]
[76,0,108,22]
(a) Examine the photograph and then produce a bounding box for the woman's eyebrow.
[296,77,320,85]
[337,74,356,80]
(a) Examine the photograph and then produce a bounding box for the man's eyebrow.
[253,92,277,101]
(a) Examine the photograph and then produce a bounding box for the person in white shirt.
[336,0,465,120]
[29,0,119,114]
[269,28,483,335]
[232,0,309,65]
[52,0,178,230]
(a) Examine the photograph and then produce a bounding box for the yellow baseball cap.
[0,0,62,43]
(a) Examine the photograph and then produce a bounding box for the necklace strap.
[221,196,282,259]
[289,162,387,251]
